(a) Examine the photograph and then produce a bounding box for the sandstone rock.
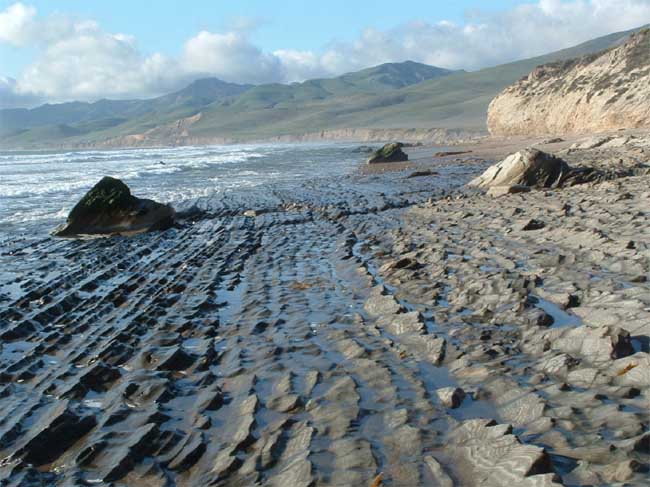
[445,419,561,486]
[376,311,425,335]
[436,386,466,408]
[54,176,175,237]
[468,149,570,189]
[364,286,404,317]
[566,367,604,387]
[610,352,650,388]
[600,459,647,483]
[366,143,408,164]
[424,456,453,487]
[488,29,650,135]
[570,136,615,150]
[552,325,634,366]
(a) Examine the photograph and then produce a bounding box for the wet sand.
[0,134,649,486]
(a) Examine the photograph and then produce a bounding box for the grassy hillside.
[0,25,645,148]
[168,25,648,139]
[0,78,252,136]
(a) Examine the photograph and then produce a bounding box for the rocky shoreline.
[0,134,648,486]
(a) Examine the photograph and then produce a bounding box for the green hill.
[0,78,252,137]
[0,25,646,148]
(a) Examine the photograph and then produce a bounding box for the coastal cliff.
[71,126,484,149]
[488,29,650,136]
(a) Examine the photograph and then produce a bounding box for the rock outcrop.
[468,148,570,189]
[488,28,650,136]
[53,176,175,237]
[366,142,408,164]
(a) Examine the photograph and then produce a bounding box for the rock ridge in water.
[488,28,650,135]
[53,176,175,237]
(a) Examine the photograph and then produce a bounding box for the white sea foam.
[0,142,363,232]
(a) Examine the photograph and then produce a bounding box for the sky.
[1,0,650,108]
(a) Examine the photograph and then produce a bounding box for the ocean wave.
[0,143,362,231]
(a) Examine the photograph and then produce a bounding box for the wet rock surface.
[1,142,649,486]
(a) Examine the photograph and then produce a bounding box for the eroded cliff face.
[487,29,650,136]
[73,126,483,149]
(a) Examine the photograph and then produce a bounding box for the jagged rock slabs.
[2,145,649,486]
[53,176,175,237]
[439,419,563,487]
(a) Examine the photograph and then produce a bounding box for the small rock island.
[366,142,409,164]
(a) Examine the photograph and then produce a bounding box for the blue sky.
[0,0,526,75]
[1,0,650,107]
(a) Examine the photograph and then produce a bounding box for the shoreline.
[0,127,484,152]
[0,133,648,485]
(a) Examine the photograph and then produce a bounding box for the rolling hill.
[0,25,646,149]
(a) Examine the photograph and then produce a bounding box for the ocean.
[0,143,369,237]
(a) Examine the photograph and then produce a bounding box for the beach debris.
[406,169,438,178]
[369,473,383,486]
[53,176,175,237]
[433,150,472,157]
[366,142,408,164]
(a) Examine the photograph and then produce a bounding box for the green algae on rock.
[53,176,175,237]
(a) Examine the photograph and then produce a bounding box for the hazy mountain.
[0,26,646,148]
[0,78,251,137]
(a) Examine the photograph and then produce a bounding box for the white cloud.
[0,76,42,108]
[309,0,650,73]
[16,29,179,100]
[181,31,284,84]
[0,2,36,46]
[1,1,650,108]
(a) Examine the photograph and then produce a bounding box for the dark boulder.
[366,143,409,164]
[53,177,175,237]
[522,219,546,231]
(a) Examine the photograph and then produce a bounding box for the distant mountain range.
[0,25,646,149]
